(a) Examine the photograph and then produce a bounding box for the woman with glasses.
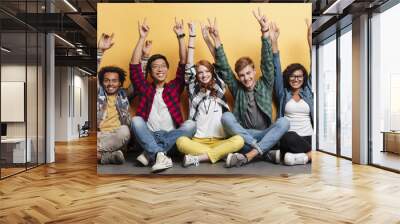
[175,22,244,167]
[266,20,314,166]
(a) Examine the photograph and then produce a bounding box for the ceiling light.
[54,34,75,48]
[63,0,78,12]
[78,67,93,76]
[1,47,11,53]
[323,0,355,15]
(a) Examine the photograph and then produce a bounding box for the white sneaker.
[137,152,149,166]
[284,153,309,166]
[225,153,248,168]
[151,152,173,172]
[183,155,200,167]
[266,150,281,164]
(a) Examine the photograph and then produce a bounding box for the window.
[370,3,400,171]
[339,28,352,158]
[317,36,337,154]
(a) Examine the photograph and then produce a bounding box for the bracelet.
[261,28,269,33]
[177,33,186,39]
[189,34,196,37]
[188,46,195,49]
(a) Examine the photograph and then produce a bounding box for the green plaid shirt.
[215,37,274,126]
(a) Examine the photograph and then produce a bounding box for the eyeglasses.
[289,75,304,81]
[103,78,120,84]
[151,64,168,70]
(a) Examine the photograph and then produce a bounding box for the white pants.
[97,125,130,153]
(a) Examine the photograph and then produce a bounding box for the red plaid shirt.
[130,63,185,126]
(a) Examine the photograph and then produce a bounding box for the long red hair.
[195,60,217,97]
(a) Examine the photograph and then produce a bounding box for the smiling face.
[196,65,213,85]
[238,65,257,90]
[288,69,304,90]
[150,58,168,83]
[103,72,121,95]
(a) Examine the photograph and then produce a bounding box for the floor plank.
[1,135,400,223]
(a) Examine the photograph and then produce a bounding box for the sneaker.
[99,150,125,164]
[137,152,149,166]
[151,152,173,172]
[100,152,113,164]
[225,153,248,168]
[183,155,200,167]
[284,153,308,166]
[112,150,125,164]
[265,150,281,164]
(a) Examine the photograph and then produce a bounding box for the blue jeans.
[221,112,289,155]
[131,116,196,162]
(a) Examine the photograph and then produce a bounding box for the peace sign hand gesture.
[173,17,185,36]
[98,33,115,52]
[252,8,270,38]
[138,18,150,39]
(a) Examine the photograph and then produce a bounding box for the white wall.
[54,67,89,141]
[54,66,69,141]
[1,65,38,137]
[1,64,46,164]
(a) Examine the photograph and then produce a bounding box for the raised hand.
[188,21,196,37]
[269,22,280,43]
[200,22,216,59]
[138,18,150,38]
[269,22,280,53]
[305,19,312,49]
[200,23,209,40]
[98,33,114,52]
[173,17,185,36]
[252,8,270,37]
[207,18,220,42]
[142,40,152,58]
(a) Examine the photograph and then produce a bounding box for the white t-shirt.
[284,98,313,136]
[147,88,175,132]
[194,97,225,138]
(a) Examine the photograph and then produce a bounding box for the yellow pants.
[176,135,244,163]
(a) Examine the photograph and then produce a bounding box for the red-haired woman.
[176,22,244,167]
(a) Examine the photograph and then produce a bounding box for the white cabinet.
[1,138,32,163]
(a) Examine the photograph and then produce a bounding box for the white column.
[46,33,55,163]
[352,14,369,164]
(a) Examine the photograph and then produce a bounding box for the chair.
[78,121,90,138]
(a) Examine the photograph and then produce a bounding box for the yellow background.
[98,3,311,120]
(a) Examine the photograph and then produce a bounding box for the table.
[1,138,32,163]
[381,131,400,154]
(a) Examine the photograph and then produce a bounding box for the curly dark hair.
[98,66,127,88]
[282,63,308,90]
[146,54,169,76]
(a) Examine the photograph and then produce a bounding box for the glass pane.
[1,31,27,177]
[340,29,352,158]
[318,37,337,154]
[26,1,39,168]
[371,4,400,171]
[27,31,38,169]
[38,33,46,165]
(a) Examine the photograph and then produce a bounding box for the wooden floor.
[373,150,400,171]
[1,136,400,223]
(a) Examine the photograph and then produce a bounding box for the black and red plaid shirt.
[130,63,185,127]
